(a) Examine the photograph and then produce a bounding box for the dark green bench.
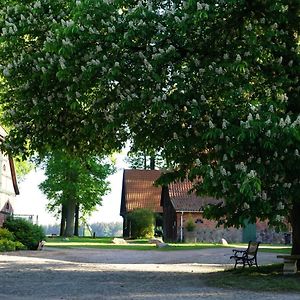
[230,241,260,269]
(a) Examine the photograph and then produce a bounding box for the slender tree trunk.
[60,204,67,236]
[150,156,155,170]
[290,201,300,269]
[64,200,76,237]
[74,203,79,236]
[143,154,147,169]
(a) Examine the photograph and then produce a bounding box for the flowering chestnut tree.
[1,0,300,255]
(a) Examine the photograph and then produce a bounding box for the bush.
[4,217,45,250]
[0,239,17,251]
[128,209,155,239]
[186,216,196,232]
[0,228,15,240]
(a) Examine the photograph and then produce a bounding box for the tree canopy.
[39,151,114,236]
[0,0,299,250]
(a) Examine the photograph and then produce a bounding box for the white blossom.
[277,202,284,210]
[279,118,285,127]
[33,1,41,9]
[247,170,257,178]
[235,162,247,172]
[3,68,10,77]
[243,202,250,210]
[220,166,227,176]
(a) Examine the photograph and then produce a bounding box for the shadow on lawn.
[203,264,300,293]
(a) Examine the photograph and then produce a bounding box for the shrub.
[0,228,14,241]
[0,239,17,251]
[186,216,196,232]
[128,209,155,239]
[4,217,45,250]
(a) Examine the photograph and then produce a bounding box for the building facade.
[0,126,19,226]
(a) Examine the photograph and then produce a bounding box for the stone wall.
[176,212,290,244]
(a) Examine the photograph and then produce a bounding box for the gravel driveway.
[0,247,299,300]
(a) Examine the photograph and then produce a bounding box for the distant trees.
[126,150,167,170]
[42,222,122,237]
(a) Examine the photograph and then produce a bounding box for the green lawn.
[45,237,292,253]
[45,236,226,250]
[204,264,300,292]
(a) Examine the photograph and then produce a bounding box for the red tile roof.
[168,180,218,212]
[121,170,219,215]
[122,169,163,213]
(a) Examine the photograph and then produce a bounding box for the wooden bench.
[230,241,260,269]
[277,255,300,275]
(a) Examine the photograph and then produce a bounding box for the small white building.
[0,126,19,226]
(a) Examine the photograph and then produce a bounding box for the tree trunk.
[290,201,300,269]
[74,203,79,236]
[64,200,76,237]
[150,156,155,170]
[60,204,67,236]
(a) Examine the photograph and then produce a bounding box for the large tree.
[39,152,114,236]
[0,0,299,257]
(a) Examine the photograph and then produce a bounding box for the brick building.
[120,169,286,243]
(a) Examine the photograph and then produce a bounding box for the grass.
[204,264,300,292]
[45,236,226,250]
[44,237,292,253]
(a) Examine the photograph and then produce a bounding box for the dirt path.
[0,247,299,300]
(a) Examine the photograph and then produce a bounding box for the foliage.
[186,216,196,232]
[0,228,26,251]
[0,227,14,240]
[38,151,114,236]
[14,157,34,182]
[127,209,155,239]
[0,0,299,247]
[0,239,17,251]
[4,217,45,250]
[126,149,168,170]
[39,151,114,216]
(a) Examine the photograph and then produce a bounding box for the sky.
[14,152,128,225]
